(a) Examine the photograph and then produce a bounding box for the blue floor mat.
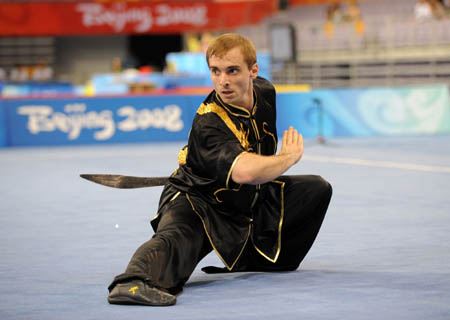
[1,135,449,320]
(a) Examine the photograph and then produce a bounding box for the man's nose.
[219,73,229,86]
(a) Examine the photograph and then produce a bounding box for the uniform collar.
[214,90,258,118]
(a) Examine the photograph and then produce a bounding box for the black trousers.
[109,175,332,295]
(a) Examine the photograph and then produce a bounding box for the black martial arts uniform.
[109,77,332,295]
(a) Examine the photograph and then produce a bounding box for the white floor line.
[304,155,450,173]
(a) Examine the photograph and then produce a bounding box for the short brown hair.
[206,33,257,70]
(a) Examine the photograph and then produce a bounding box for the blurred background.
[1,0,450,147]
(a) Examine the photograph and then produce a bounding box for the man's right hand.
[279,126,304,165]
[231,126,304,185]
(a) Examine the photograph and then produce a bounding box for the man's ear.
[250,63,259,79]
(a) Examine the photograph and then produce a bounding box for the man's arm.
[231,126,304,185]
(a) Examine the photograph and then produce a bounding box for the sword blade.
[80,174,169,189]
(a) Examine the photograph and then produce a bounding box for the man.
[107,33,332,306]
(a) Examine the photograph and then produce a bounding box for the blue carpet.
[0,135,449,319]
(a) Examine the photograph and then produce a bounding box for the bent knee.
[311,175,333,201]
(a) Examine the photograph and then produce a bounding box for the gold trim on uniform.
[226,151,247,189]
[197,102,249,151]
[215,93,251,118]
[251,90,258,117]
[249,117,262,193]
[253,179,285,263]
[213,151,246,203]
[170,191,181,201]
[150,191,181,223]
[213,185,243,203]
[150,213,159,223]
[186,193,252,271]
[214,90,258,118]
[178,147,188,165]
[263,122,277,154]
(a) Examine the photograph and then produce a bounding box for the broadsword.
[80,174,170,189]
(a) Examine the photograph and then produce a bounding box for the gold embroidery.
[186,193,251,271]
[178,147,188,165]
[128,286,139,295]
[197,102,249,150]
[253,180,285,263]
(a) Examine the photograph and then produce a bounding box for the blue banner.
[276,85,450,138]
[0,100,7,147]
[6,95,204,146]
[2,84,449,147]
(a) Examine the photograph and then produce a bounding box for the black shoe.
[108,280,176,306]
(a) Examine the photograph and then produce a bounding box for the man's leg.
[108,193,212,305]
[235,175,332,272]
[266,175,332,270]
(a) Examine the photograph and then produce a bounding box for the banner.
[0,100,7,147]
[0,1,276,36]
[6,95,204,146]
[290,0,350,6]
[2,84,449,147]
[277,85,450,138]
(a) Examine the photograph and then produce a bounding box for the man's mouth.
[222,90,233,96]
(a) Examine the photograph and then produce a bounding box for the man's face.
[209,47,258,110]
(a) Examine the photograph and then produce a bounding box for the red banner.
[290,0,364,6]
[0,1,277,36]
